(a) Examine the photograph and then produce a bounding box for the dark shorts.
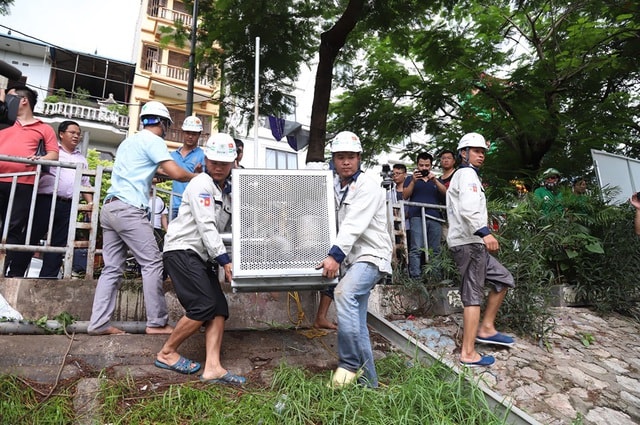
[163,250,229,322]
[450,243,515,307]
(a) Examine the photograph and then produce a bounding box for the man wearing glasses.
[7,120,93,278]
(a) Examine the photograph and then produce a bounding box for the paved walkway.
[392,307,640,425]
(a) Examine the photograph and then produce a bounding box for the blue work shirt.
[170,146,206,213]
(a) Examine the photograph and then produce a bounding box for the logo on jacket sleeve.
[198,193,212,207]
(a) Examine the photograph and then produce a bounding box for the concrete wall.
[0,278,327,330]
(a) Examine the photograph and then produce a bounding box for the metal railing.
[150,61,212,86]
[0,155,103,279]
[42,102,130,128]
[0,156,178,280]
[387,199,447,270]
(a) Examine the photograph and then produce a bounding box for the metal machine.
[231,168,338,292]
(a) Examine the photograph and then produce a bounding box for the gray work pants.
[88,199,168,333]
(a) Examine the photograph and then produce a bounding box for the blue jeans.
[409,216,442,278]
[334,261,384,388]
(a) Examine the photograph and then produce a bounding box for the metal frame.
[231,168,338,292]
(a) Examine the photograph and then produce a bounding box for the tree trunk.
[305,0,365,163]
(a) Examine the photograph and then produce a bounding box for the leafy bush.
[107,103,129,115]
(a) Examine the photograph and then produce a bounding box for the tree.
[0,0,13,16]
[178,0,440,163]
[329,1,640,183]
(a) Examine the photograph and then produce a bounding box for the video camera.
[380,164,393,190]
[0,59,23,128]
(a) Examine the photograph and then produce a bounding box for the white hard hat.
[204,133,237,162]
[456,132,487,151]
[182,116,203,132]
[140,101,173,125]
[330,131,362,153]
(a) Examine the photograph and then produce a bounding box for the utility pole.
[185,0,199,117]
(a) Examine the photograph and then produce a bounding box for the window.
[142,46,160,72]
[147,0,167,17]
[265,148,298,170]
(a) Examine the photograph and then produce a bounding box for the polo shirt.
[170,146,205,211]
[38,144,91,199]
[0,119,58,184]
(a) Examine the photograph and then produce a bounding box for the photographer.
[0,85,59,276]
[402,152,443,279]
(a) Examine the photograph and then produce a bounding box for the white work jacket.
[163,173,231,263]
[445,165,491,248]
[329,171,393,273]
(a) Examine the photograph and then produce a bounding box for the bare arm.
[403,174,417,199]
[158,160,196,182]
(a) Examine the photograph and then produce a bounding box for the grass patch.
[1,355,507,424]
[0,375,74,424]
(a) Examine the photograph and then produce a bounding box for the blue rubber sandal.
[475,332,515,347]
[199,371,246,385]
[154,356,201,375]
[460,355,495,368]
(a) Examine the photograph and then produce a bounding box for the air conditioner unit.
[231,168,338,292]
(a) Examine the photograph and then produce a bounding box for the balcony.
[42,102,130,128]
[150,62,212,87]
[158,7,192,27]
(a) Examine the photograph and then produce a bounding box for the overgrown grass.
[1,356,508,424]
[0,375,74,424]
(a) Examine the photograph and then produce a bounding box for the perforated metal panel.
[231,169,338,292]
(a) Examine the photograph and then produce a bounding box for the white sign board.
[591,149,640,204]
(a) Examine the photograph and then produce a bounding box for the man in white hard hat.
[170,115,206,219]
[316,131,393,388]
[88,101,197,336]
[446,132,515,368]
[155,133,246,384]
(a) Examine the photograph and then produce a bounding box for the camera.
[380,164,393,190]
[0,60,23,129]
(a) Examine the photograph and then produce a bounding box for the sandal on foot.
[154,356,201,375]
[199,371,246,385]
[475,332,515,347]
[460,355,495,368]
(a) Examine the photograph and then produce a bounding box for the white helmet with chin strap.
[182,116,203,132]
[457,132,487,151]
[330,131,362,153]
[140,101,173,126]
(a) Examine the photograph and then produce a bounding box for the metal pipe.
[0,321,148,335]
[185,0,199,116]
